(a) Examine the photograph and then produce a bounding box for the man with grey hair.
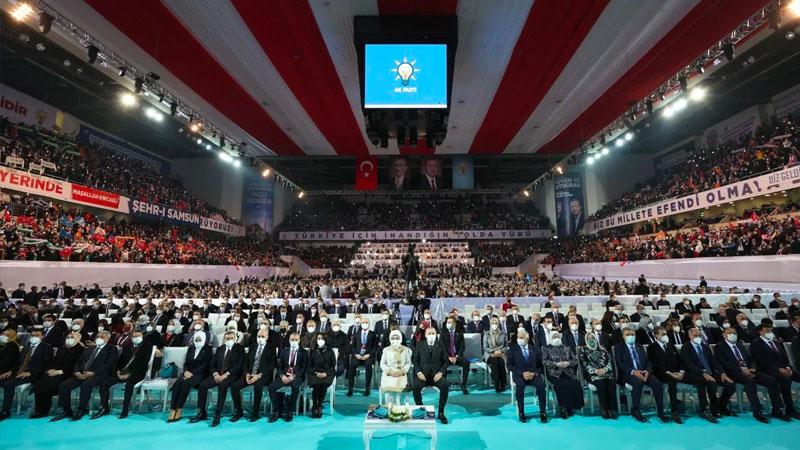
[230,328,275,422]
[52,330,118,421]
[191,330,245,427]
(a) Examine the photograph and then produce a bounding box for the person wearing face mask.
[647,326,689,424]
[0,315,12,333]
[466,310,484,334]
[52,330,118,422]
[630,305,651,324]
[542,331,583,418]
[95,329,154,419]
[40,314,64,347]
[744,294,767,310]
[226,311,247,333]
[346,318,376,397]
[678,327,736,423]
[484,317,509,392]
[715,327,779,422]
[665,319,687,347]
[507,306,523,331]
[0,328,53,420]
[317,312,331,334]
[230,328,276,422]
[380,330,412,400]
[268,333,308,423]
[162,321,185,348]
[31,331,84,418]
[184,318,211,347]
[613,328,668,423]
[675,298,695,315]
[307,333,336,419]
[578,332,617,419]
[276,321,291,353]
[168,332,212,423]
[507,329,548,423]
[300,319,319,350]
[0,329,20,378]
[749,324,800,420]
[291,314,307,337]
[544,306,565,331]
[562,317,585,352]
[328,320,350,377]
[589,319,611,351]
[733,313,757,343]
[636,317,658,346]
[411,328,450,424]
[610,318,630,346]
[441,317,470,395]
[480,305,497,332]
[190,330,245,427]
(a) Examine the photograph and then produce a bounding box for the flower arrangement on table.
[387,404,411,423]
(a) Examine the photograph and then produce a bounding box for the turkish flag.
[355,156,378,191]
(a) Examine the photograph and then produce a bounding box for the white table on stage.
[362,405,437,450]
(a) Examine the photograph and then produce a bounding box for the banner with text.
[77,125,171,175]
[129,199,244,236]
[0,83,78,133]
[554,173,585,237]
[279,229,551,241]
[585,165,800,233]
[241,170,274,238]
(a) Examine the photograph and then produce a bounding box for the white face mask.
[146,325,154,332]
[569,324,579,331]
[225,339,235,348]
[424,314,431,319]
[97,326,105,332]
[382,314,389,320]
[490,324,499,331]
[722,322,730,329]
[31,336,43,345]
[659,335,669,344]
[320,317,328,322]
[694,320,704,327]
[594,324,602,331]
[740,320,749,327]
[289,341,300,350]
[194,324,203,331]
[43,321,52,328]
[544,323,552,330]
[765,332,775,341]
[624,335,636,345]
[260,324,268,330]
[132,336,143,345]
[390,339,401,348]
[257,337,267,345]
[316,339,326,348]
[692,337,703,345]
[446,323,454,330]
[0,335,9,344]
[426,335,436,345]
[194,338,205,347]
[65,338,77,348]
[71,324,81,331]
[332,326,340,332]
[361,323,369,330]
[95,338,105,346]
[725,334,738,343]
[517,339,527,347]
[473,316,480,321]
[307,327,316,333]
[672,326,681,333]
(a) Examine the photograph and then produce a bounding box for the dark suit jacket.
[680,342,722,377]
[73,344,118,378]
[211,343,245,379]
[636,327,658,346]
[412,339,448,376]
[750,337,791,378]
[647,342,682,382]
[373,319,396,339]
[544,312,565,328]
[245,341,276,377]
[715,341,753,376]
[350,329,377,357]
[43,325,65,347]
[667,330,688,346]
[327,305,347,319]
[276,347,308,380]
[117,342,153,379]
[440,330,465,358]
[13,342,53,379]
[506,343,544,379]
[184,344,212,379]
[613,342,652,383]
[419,175,442,190]
[562,329,585,352]
[506,314,525,331]
[466,321,484,334]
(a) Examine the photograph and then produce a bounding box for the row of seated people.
[1,311,798,426]
[0,117,238,223]
[587,112,800,222]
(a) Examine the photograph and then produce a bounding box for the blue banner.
[77,125,171,175]
[451,156,474,190]
[241,171,274,238]
[554,173,585,237]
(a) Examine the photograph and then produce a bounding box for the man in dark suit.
[544,307,565,330]
[268,333,307,422]
[22,286,41,307]
[506,330,547,423]
[373,312,396,347]
[750,324,800,419]
[613,328,668,423]
[467,311,484,334]
[636,318,658,346]
[679,328,735,422]
[419,157,442,190]
[563,317,585,352]
[347,318,376,396]
[780,313,800,341]
[231,328,276,422]
[151,307,172,334]
[10,283,26,300]
[0,328,53,420]
[647,326,686,423]
[630,305,651,323]
[191,331,246,426]
[390,157,412,190]
[95,329,153,419]
[506,306,525,332]
[441,317,469,394]
[327,300,346,319]
[715,326,781,422]
[412,327,450,424]
[480,305,497,333]
[744,295,767,310]
[734,313,758,343]
[41,314,65,347]
[52,331,118,421]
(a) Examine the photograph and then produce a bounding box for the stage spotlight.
[625,131,633,141]
[196,138,203,145]
[586,156,595,165]
[11,3,33,21]
[218,152,233,163]
[38,12,52,34]
[233,159,241,168]
[189,123,201,133]
[87,45,99,64]
[555,165,563,175]
[690,87,706,101]
[674,98,688,110]
[788,0,800,18]
[616,140,624,148]
[205,144,211,150]
[601,146,609,156]
[262,168,271,177]
[169,101,178,116]
[523,190,530,197]
[298,191,305,199]
[722,41,734,62]
[119,92,137,107]
[118,66,127,77]
[134,77,143,94]
[663,105,675,118]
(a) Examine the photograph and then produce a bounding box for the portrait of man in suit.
[419,157,442,190]
[390,157,412,190]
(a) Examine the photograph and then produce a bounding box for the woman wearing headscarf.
[542,331,584,418]
[168,331,211,423]
[31,331,84,418]
[380,330,412,403]
[578,332,617,419]
[483,316,508,392]
[307,332,336,418]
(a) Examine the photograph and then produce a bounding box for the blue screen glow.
[364,44,447,109]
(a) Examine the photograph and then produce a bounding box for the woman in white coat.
[380,330,412,403]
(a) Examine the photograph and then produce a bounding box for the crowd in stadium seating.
[588,113,800,222]
[0,117,239,224]
[283,245,354,269]
[0,196,280,266]
[470,240,552,267]
[278,196,549,231]
[551,215,800,264]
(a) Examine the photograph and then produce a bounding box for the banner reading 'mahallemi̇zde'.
[585,165,800,233]
[279,229,551,241]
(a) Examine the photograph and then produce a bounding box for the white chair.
[463,333,488,386]
[137,347,187,412]
[96,346,158,413]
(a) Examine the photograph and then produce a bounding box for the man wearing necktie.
[52,331,118,421]
[0,328,53,420]
[191,331,246,427]
[95,330,153,419]
[648,326,690,423]
[750,324,800,420]
[613,329,667,423]
[441,318,470,395]
[231,329,276,422]
[679,328,736,423]
[506,330,547,423]
[346,318,375,397]
[268,333,308,422]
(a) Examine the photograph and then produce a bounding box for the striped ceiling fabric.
[49,0,769,157]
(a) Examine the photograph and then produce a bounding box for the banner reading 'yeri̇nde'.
[585,165,800,233]
[279,229,551,241]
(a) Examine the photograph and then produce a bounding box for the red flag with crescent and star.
[355,156,378,191]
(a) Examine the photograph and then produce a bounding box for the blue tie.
[696,344,711,372]
[629,345,640,370]
[522,346,529,363]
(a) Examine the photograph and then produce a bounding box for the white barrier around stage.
[0,261,290,288]
[553,255,800,290]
